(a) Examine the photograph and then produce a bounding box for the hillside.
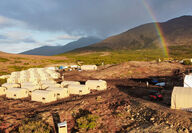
[21,37,102,56]
[0,52,69,75]
[71,15,192,52]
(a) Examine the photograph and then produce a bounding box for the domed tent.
[171,87,192,109]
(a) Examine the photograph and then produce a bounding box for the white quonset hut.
[61,81,80,88]
[0,87,7,96]
[81,65,97,71]
[42,83,61,89]
[68,84,90,95]
[2,83,21,89]
[6,88,29,99]
[171,87,192,109]
[184,75,192,87]
[85,80,107,90]
[47,87,69,99]
[21,83,41,94]
[31,90,57,103]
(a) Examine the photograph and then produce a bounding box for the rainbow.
[141,0,169,57]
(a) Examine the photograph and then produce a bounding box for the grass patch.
[73,109,99,132]
[17,118,52,133]
[0,57,9,62]
[0,79,7,85]
[60,49,167,65]
[8,65,29,71]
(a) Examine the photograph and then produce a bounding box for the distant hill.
[70,15,192,52]
[21,37,102,56]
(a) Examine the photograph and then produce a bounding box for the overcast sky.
[0,0,192,53]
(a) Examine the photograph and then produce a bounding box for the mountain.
[71,15,192,52]
[21,37,102,56]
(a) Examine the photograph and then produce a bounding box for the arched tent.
[85,80,107,90]
[31,90,57,103]
[0,87,7,96]
[81,65,97,71]
[68,84,90,95]
[171,87,192,109]
[184,75,192,87]
[47,87,69,99]
[61,81,80,88]
[6,88,29,99]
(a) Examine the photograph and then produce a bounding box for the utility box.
[58,121,67,133]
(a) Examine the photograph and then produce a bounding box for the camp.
[85,80,107,90]
[31,90,57,103]
[68,84,90,95]
[2,83,21,89]
[61,81,80,88]
[171,87,192,109]
[6,88,29,99]
[80,65,97,71]
[47,87,69,99]
[0,87,7,96]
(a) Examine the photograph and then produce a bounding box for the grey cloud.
[0,0,191,37]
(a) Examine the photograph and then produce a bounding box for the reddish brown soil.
[1,61,192,133]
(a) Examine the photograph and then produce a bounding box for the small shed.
[68,84,90,95]
[0,87,7,96]
[47,87,69,99]
[58,121,67,133]
[2,83,21,89]
[6,88,29,99]
[85,80,107,90]
[171,87,192,109]
[31,90,57,103]
[184,75,192,87]
[61,81,80,88]
[80,65,97,71]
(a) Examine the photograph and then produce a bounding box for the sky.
[0,0,192,53]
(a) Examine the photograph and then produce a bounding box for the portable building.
[58,121,67,133]
[61,81,80,88]
[68,84,90,95]
[171,87,192,109]
[184,75,192,87]
[85,80,107,90]
[2,83,21,89]
[6,88,29,99]
[31,90,57,103]
[81,65,97,71]
[47,87,69,99]
[0,87,7,95]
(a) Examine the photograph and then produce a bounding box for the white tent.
[0,87,7,96]
[31,90,57,103]
[184,75,192,87]
[68,84,90,95]
[171,87,192,109]
[85,80,107,90]
[6,88,29,99]
[61,81,80,88]
[2,83,20,89]
[81,65,97,71]
[47,87,69,99]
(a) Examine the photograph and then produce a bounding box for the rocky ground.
[0,61,192,133]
